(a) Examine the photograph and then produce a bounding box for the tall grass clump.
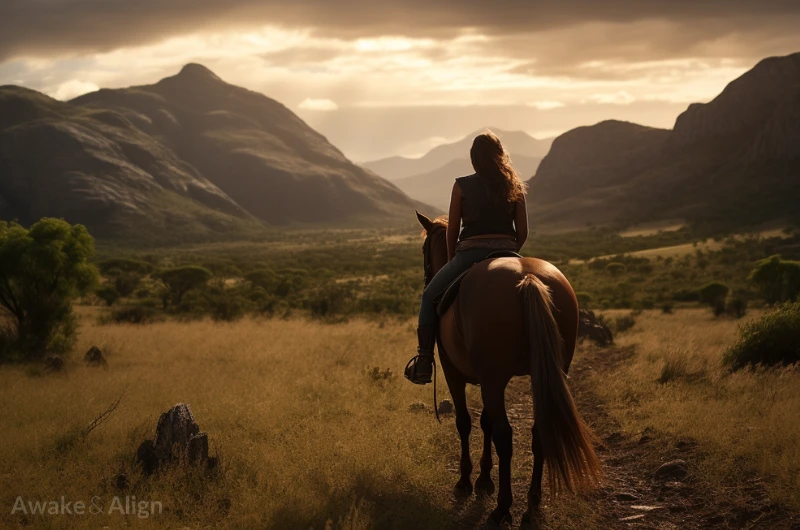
[723,302,800,370]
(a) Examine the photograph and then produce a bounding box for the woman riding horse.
[406,131,528,384]
[406,131,599,524]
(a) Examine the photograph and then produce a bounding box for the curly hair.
[469,130,527,205]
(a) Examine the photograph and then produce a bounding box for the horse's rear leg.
[482,381,513,525]
[441,360,473,496]
[474,409,495,495]
[522,423,544,524]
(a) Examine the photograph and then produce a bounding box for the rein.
[422,227,446,424]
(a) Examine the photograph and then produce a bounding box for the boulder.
[84,346,108,368]
[577,309,614,346]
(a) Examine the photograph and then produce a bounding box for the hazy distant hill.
[363,129,551,181]
[0,64,425,244]
[528,51,800,233]
[364,129,550,210]
[393,153,543,211]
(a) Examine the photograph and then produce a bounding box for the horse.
[415,212,600,525]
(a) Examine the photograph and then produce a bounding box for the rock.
[136,403,211,475]
[577,310,613,346]
[43,354,65,373]
[84,346,108,368]
[437,399,454,415]
[654,459,689,481]
[115,473,128,490]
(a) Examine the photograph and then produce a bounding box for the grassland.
[589,309,800,508]
[1,305,799,528]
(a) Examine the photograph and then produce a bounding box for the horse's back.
[439,257,579,380]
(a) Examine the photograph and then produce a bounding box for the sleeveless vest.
[456,173,517,240]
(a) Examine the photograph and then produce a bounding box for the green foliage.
[724,302,800,370]
[0,218,98,359]
[155,266,212,308]
[113,272,142,297]
[605,262,626,276]
[95,285,121,306]
[724,293,748,319]
[698,282,729,316]
[97,258,153,275]
[109,302,160,324]
[748,255,800,304]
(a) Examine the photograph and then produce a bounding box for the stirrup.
[404,354,434,385]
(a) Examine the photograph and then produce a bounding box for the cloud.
[298,98,339,111]
[50,79,99,100]
[1,1,800,62]
[587,91,636,105]
[528,100,566,110]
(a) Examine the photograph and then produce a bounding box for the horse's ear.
[415,210,434,233]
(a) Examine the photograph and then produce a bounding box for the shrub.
[113,272,142,297]
[748,255,800,304]
[110,303,159,324]
[725,293,748,319]
[698,282,729,316]
[575,292,593,308]
[95,285,121,306]
[723,302,800,370]
[605,262,626,276]
[0,219,98,359]
[661,302,674,314]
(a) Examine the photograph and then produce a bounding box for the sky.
[1,1,799,161]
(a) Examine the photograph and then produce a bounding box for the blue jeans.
[418,248,499,328]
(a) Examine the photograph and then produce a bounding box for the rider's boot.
[404,324,436,385]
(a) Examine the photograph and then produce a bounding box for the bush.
[661,302,674,314]
[698,282,729,316]
[725,293,748,319]
[110,303,159,324]
[0,219,98,359]
[605,262,626,276]
[723,302,800,370]
[95,285,121,306]
[113,272,142,297]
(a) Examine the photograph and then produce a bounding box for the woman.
[406,130,528,385]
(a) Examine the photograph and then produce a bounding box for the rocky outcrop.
[136,403,211,475]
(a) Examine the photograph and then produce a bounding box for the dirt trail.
[452,346,800,529]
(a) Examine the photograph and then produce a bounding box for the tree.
[155,266,212,308]
[748,255,800,304]
[605,262,626,276]
[0,219,98,358]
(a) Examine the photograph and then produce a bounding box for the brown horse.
[416,212,600,525]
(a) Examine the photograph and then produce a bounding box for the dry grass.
[590,309,800,506]
[0,312,599,529]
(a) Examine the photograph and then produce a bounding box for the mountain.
[363,129,552,181]
[393,153,543,211]
[528,52,800,233]
[0,64,425,244]
[364,129,550,210]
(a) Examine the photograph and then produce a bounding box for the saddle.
[433,251,523,317]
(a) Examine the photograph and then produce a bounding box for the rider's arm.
[446,181,462,261]
[514,196,528,251]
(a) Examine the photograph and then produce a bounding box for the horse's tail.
[518,274,600,492]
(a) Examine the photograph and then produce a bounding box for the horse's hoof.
[528,491,542,507]
[488,508,512,526]
[475,476,495,496]
[454,478,473,497]
[521,507,542,527]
